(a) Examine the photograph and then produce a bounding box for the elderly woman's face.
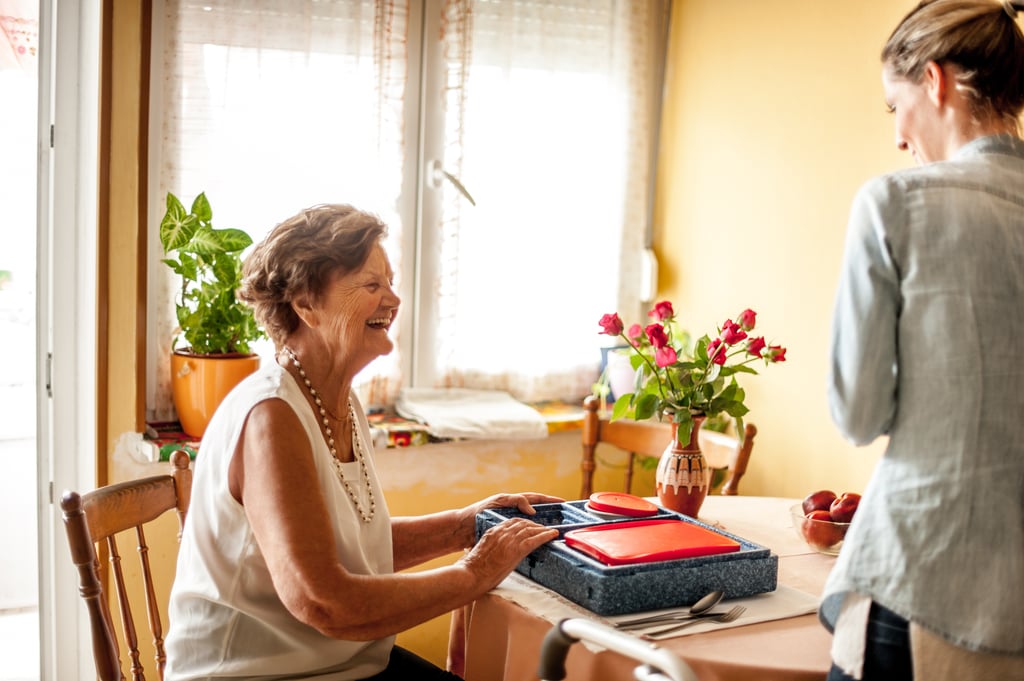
[314,243,400,367]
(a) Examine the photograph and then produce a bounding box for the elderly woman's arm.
[231,399,558,641]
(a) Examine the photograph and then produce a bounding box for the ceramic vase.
[655,415,710,518]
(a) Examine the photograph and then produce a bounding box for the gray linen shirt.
[821,134,1024,655]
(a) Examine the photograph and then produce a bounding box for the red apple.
[801,489,838,515]
[801,510,844,549]
[829,492,861,523]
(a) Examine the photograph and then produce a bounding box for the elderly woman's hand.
[458,517,559,592]
[471,492,565,517]
[454,492,564,549]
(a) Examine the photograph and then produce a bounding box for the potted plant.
[160,191,266,437]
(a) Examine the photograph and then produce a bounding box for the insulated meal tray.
[475,500,778,615]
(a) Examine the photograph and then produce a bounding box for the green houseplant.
[160,191,265,355]
[160,191,266,437]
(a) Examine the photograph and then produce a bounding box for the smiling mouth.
[367,316,392,330]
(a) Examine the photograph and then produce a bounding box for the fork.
[639,605,746,639]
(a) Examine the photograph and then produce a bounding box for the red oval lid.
[587,492,660,517]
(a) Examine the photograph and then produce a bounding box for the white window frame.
[146,0,662,414]
[36,0,102,678]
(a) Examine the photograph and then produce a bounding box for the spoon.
[614,590,725,628]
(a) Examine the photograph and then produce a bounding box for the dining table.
[450,495,836,681]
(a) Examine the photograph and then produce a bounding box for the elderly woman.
[823,1,1024,680]
[164,204,561,680]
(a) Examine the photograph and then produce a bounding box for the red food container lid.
[565,518,742,565]
[587,492,660,517]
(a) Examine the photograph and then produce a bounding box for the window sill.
[134,400,587,462]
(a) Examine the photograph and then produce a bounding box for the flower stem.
[619,332,670,404]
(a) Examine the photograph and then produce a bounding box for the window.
[148,0,668,418]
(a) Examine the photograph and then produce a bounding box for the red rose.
[645,323,669,349]
[648,301,674,321]
[599,313,624,336]
[627,323,644,342]
[707,338,727,365]
[655,346,678,367]
[737,309,757,331]
[746,336,766,357]
[767,345,787,362]
[721,319,747,345]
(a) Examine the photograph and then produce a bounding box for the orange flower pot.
[171,351,260,438]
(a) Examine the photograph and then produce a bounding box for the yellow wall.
[653,0,915,499]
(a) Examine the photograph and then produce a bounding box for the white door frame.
[36,0,100,678]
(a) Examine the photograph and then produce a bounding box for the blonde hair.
[883,0,1024,133]
[238,204,388,345]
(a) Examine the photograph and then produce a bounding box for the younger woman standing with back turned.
[823,1,1024,679]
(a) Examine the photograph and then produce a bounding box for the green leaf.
[212,227,254,253]
[191,192,212,224]
[718,381,738,402]
[611,394,633,420]
[177,253,199,282]
[694,335,712,360]
[211,252,241,287]
[160,199,197,252]
[635,392,658,420]
[187,225,223,256]
[725,402,750,417]
[676,412,694,444]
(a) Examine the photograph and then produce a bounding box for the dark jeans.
[827,602,912,681]
[363,646,463,681]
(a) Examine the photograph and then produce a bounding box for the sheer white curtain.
[429,0,666,402]
[148,0,407,421]
[149,0,669,418]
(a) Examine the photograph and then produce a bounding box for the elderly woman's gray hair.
[238,204,388,346]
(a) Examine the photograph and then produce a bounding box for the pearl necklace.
[282,347,376,523]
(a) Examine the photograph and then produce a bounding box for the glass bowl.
[789,503,849,556]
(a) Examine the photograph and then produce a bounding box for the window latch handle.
[427,159,476,206]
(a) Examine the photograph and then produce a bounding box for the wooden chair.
[580,395,756,498]
[61,449,192,681]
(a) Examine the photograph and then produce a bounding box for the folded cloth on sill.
[491,572,820,650]
[395,388,549,440]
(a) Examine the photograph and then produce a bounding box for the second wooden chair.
[579,395,756,499]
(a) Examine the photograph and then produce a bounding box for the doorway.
[0,2,40,680]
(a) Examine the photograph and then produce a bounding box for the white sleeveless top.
[165,362,394,680]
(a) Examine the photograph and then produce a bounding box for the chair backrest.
[580,395,756,498]
[61,449,192,681]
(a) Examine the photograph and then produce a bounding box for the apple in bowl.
[801,489,838,515]
[829,492,861,523]
[792,489,861,555]
[792,506,848,554]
